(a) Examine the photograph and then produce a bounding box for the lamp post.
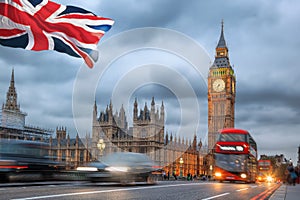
[179,157,184,178]
[97,138,105,161]
[209,164,213,181]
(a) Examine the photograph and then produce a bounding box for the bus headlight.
[215,172,222,177]
[240,173,247,178]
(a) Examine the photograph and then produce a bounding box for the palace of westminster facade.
[0,23,236,176]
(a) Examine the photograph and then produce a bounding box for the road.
[0,181,279,200]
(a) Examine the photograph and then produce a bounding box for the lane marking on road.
[236,188,249,192]
[250,184,281,200]
[11,182,211,200]
[201,193,230,200]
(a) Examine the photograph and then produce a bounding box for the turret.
[193,134,197,150]
[93,100,98,125]
[119,104,127,129]
[198,139,202,150]
[67,134,70,146]
[4,69,20,111]
[56,126,67,140]
[211,20,231,68]
[160,101,165,124]
[165,131,169,145]
[215,20,229,58]
[108,100,113,123]
[133,98,138,121]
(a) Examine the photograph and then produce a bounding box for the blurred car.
[0,139,64,182]
[77,152,160,184]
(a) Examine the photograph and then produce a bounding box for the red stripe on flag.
[61,36,94,68]
[0,3,31,26]
[0,29,25,37]
[57,14,111,21]
[12,0,22,7]
[30,1,61,50]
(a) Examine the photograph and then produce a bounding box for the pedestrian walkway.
[269,183,300,200]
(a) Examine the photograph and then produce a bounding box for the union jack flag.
[0,0,114,68]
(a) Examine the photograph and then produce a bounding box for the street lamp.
[179,157,184,178]
[97,138,105,161]
[209,165,213,181]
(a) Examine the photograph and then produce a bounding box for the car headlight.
[240,173,247,178]
[76,167,98,172]
[105,166,128,172]
[215,172,222,177]
[266,176,273,182]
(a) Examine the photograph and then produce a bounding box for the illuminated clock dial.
[213,79,225,92]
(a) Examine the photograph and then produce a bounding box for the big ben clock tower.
[208,22,236,151]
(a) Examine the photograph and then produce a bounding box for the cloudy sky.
[0,0,299,163]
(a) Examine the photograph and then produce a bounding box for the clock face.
[213,79,225,92]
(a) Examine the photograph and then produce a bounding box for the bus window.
[215,153,246,172]
[218,133,246,142]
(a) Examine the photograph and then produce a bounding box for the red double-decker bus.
[213,128,258,183]
[257,159,273,182]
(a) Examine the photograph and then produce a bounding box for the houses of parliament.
[0,23,236,177]
[91,97,204,176]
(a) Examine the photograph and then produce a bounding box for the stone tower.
[1,69,27,130]
[3,69,20,111]
[207,21,236,151]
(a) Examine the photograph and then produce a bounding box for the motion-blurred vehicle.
[257,159,273,182]
[0,139,64,182]
[77,152,160,184]
[257,173,274,183]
